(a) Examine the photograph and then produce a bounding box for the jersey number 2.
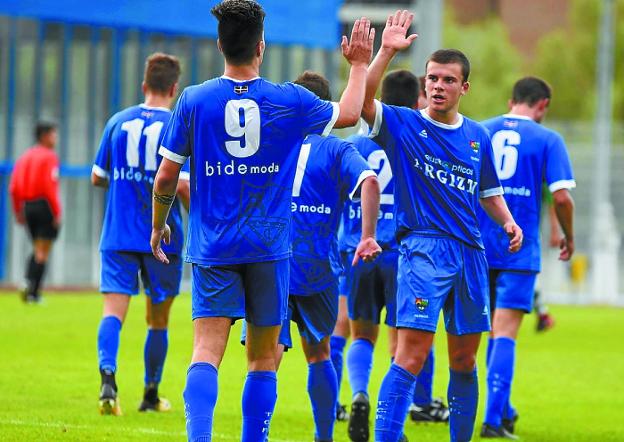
[120,119,164,171]
[367,150,393,205]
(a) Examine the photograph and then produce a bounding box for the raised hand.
[382,10,418,52]
[151,224,171,264]
[352,236,382,265]
[341,17,375,67]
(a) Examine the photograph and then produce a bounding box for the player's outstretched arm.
[480,195,523,253]
[552,189,575,261]
[353,176,382,265]
[362,10,418,126]
[334,17,375,129]
[151,157,182,264]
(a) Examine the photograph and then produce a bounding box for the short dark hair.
[294,71,332,101]
[211,0,266,65]
[426,49,471,82]
[512,76,552,106]
[418,75,426,95]
[144,53,181,94]
[35,122,56,141]
[381,70,419,107]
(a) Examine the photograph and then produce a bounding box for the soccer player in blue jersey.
[91,53,189,416]
[280,70,382,442]
[479,77,575,439]
[149,1,375,440]
[359,11,523,442]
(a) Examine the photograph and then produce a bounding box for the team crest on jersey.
[469,141,480,152]
[234,85,249,94]
[415,298,429,311]
[504,120,518,128]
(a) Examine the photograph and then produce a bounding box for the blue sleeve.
[545,132,575,193]
[294,83,339,137]
[92,119,114,179]
[338,142,376,201]
[479,133,504,198]
[370,101,401,159]
[159,90,190,164]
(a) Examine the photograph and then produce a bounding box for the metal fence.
[1,15,623,305]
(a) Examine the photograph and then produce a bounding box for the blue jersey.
[340,135,396,252]
[370,101,503,249]
[93,104,187,254]
[290,134,373,296]
[478,114,575,271]
[159,76,339,266]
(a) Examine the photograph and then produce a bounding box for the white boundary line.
[0,418,293,441]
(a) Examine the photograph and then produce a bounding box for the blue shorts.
[191,259,289,326]
[347,249,398,327]
[489,269,538,313]
[239,285,337,348]
[100,251,182,304]
[396,233,490,335]
[240,308,293,350]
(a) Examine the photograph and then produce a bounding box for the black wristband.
[153,192,175,206]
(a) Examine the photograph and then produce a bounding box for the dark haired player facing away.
[479,76,575,439]
[92,53,189,416]
[151,1,376,440]
[359,11,522,442]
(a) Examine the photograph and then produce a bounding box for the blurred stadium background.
[0,0,622,306]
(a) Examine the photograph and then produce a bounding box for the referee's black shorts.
[24,199,59,240]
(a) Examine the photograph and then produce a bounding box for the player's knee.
[394,350,428,375]
[448,350,477,372]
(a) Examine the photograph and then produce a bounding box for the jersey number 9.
[225,99,261,158]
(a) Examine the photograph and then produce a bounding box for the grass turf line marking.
[0,419,292,441]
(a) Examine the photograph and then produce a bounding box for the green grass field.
[0,291,622,441]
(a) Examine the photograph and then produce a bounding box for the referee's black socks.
[25,254,46,296]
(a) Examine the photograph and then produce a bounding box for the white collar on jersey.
[221,75,261,83]
[419,108,464,129]
[503,113,533,121]
[139,103,170,112]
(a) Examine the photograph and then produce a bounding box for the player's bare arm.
[334,18,375,128]
[90,172,109,188]
[353,175,382,265]
[362,10,418,126]
[552,188,575,261]
[479,195,523,253]
[151,157,182,264]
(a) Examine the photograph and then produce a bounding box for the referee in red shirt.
[9,122,62,303]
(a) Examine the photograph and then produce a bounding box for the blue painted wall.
[0,0,343,48]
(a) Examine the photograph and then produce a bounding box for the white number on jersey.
[367,150,394,205]
[491,130,520,180]
[120,118,164,171]
[224,99,261,158]
[292,143,312,197]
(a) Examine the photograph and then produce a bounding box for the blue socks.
[183,362,218,442]
[97,316,122,372]
[485,337,516,428]
[347,338,374,398]
[413,347,434,406]
[144,329,168,385]
[308,360,338,441]
[375,363,417,442]
[330,335,346,393]
[448,369,479,442]
[242,371,277,442]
